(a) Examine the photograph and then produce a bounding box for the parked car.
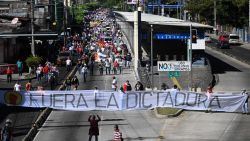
[229,34,240,45]
[56,50,78,66]
[204,35,212,43]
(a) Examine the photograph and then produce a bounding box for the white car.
[229,34,240,45]
[204,35,212,43]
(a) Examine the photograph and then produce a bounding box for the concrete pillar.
[161,5,164,16]
[134,10,139,70]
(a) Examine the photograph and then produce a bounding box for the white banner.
[158,61,191,71]
[0,90,247,112]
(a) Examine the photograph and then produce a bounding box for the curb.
[153,108,184,118]
[22,66,77,141]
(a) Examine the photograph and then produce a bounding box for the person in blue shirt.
[16,59,23,76]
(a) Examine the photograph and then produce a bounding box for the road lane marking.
[171,77,182,90]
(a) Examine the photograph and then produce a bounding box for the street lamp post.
[150,24,154,89]
[214,0,217,35]
[31,0,35,56]
[189,24,193,91]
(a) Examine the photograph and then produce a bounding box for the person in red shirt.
[6,66,13,83]
[25,80,32,91]
[123,80,132,92]
[42,65,50,81]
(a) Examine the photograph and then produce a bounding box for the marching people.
[64,77,72,90]
[98,60,104,75]
[71,75,79,90]
[161,83,169,90]
[25,79,32,91]
[49,73,56,90]
[113,60,119,75]
[123,80,132,92]
[81,64,88,82]
[170,85,179,106]
[105,58,111,75]
[241,89,249,114]
[113,124,123,141]
[14,81,21,91]
[1,119,13,141]
[112,76,117,91]
[77,59,82,75]
[6,66,13,83]
[66,57,72,72]
[134,81,144,91]
[88,114,101,141]
[205,85,213,112]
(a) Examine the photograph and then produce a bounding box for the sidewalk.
[0,73,36,90]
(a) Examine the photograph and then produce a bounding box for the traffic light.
[192,29,197,43]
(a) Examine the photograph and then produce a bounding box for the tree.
[184,0,248,28]
[25,55,43,68]
[72,2,100,24]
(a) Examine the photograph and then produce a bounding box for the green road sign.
[168,71,181,78]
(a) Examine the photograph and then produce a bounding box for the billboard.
[158,61,191,71]
[127,0,144,5]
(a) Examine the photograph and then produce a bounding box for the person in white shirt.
[14,81,21,91]
[170,85,179,106]
[81,64,88,82]
[111,76,117,91]
[66,57,72,72]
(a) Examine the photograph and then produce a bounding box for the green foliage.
[25,55,43,67]
[73,2,100,24]
[156,107,180,115]
[185,0,248,27]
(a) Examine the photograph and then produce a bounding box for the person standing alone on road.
[113,124,123,141]
[88,114,101,141]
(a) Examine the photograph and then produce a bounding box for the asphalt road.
[33,43,250,141]
[206,42,250,91]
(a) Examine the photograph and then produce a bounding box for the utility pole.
[214,0,216,35]
[63,0,68,48]
[134,0,142,70]
[249,0,250,42]
[31,0,35,56]
[150,24,154,89]
[188,24,192,91]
